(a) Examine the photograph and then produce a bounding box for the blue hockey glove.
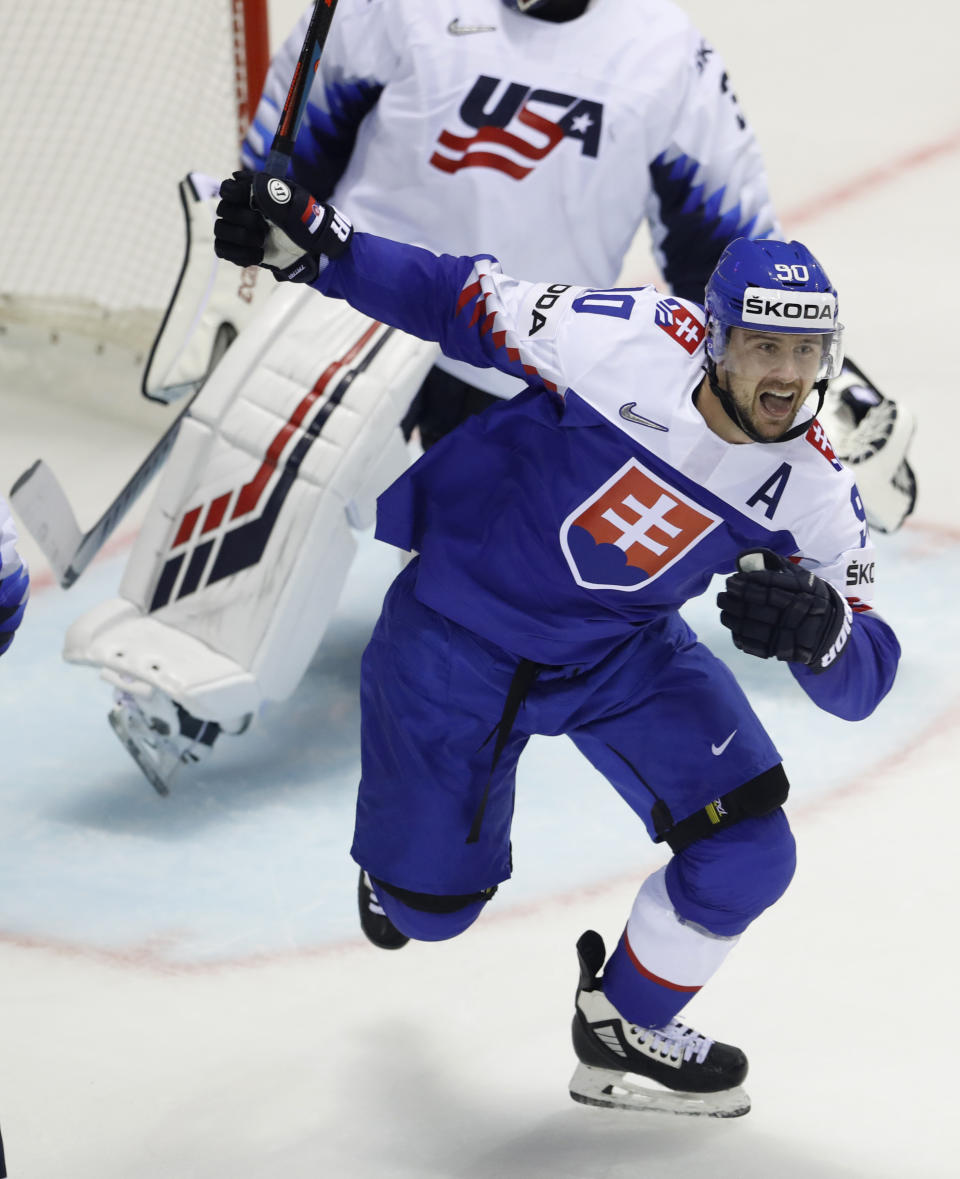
[717,548,852,673]
[213,170,353,284]
[0,559,29,656]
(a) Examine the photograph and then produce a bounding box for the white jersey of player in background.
[244,0,781,399]
[0,494,29,657]
[0,496,17,561]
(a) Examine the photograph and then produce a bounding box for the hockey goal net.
[0,0,269,407]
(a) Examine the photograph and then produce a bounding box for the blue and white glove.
[717,548,852,673]
[0,513,29,656]
[213,169,353,284]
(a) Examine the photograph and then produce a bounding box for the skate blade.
[568,1062,751,1119]
[107,708,175,797]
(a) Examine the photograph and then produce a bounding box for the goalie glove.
[717,548,852,674]
[213,170,353,284]
[821,358,917,534]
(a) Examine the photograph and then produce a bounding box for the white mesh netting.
[0,0,255,353]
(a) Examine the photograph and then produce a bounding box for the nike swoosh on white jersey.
[448,19,496,35]
[711,730,737,756]
[619,403,668,432]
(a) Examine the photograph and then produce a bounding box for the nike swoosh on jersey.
[711,730,737,756]
[448,19,497,35]
[619,403,669,432]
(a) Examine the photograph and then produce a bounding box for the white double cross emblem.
[601,493,680,558]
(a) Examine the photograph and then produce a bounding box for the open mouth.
[757,389,796,420]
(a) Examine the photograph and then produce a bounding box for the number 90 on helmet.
[704,238,844,384]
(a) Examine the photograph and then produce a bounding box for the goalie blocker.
[65,281,437,792]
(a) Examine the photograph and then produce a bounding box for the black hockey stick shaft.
[265,0,341,177]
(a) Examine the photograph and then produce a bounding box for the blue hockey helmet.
[703,238,844,442]
[705,237,843,380]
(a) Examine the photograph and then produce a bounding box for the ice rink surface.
[2,2,959,1175]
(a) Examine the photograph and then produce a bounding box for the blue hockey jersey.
[312,233,899,721]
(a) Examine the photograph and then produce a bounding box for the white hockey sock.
[622,866,740,992]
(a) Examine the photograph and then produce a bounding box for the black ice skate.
[569,929,750,1118]
[358,870,409,950]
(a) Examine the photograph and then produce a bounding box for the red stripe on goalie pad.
[202,493,231,534]
[173,507,201,548]
[231,321,383,520]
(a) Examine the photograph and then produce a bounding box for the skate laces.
[632,1018,713,1064]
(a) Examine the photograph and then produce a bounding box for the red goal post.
[234,0,271,159]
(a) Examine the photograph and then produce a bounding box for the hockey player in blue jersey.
[213,171,899,1116]
[68,0,915,798]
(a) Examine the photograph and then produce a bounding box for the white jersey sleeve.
[641,24,783,302]
[0,495,22,571]
[785,425,879,613]
[0,493,29,655]
[242,0,399,197]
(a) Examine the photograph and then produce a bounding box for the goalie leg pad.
[66,287,438,719]
[63,596,261,721]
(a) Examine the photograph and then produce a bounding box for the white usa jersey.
[245,0,780,396]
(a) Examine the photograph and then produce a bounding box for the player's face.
[719,328,823,440]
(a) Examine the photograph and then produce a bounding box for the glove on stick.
[214,170,353,283]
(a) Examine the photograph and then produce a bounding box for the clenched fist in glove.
[717,548,852,673]
[213,170,353,284]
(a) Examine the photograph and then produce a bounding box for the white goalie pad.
[65,283,438,722]
[820,371,917,534]
[142,173,272,404]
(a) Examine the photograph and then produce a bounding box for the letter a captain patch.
[560,458,721,591]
